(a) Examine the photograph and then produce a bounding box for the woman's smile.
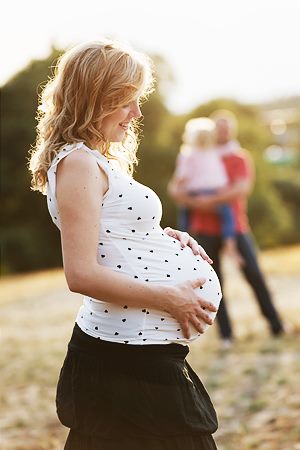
[101,99,142,141]
[119,121,130,131]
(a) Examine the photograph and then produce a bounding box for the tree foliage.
[2,50,299,274]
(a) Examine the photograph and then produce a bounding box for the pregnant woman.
[28,39,222,450]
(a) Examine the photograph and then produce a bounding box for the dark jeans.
[194,233,284,339]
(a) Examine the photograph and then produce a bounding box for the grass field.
[1,245,300,450]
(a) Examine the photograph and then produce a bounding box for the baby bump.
[173,247,222,333]
[144,245,222,342]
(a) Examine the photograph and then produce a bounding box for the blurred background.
[1,1,300,449]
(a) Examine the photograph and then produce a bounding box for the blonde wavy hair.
[28,39,155,194]
[181,117,216,153]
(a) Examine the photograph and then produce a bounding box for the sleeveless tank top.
[47,142,222,345]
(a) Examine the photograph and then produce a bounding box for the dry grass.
[0,246,300,450]
[259,244,300,276]
[0,268,67,306]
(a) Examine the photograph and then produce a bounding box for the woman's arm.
[56,150,217,338]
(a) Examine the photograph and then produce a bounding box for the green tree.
[1,48,63,274]
[2,50,299,274]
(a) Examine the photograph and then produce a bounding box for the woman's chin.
[110,129,126,143]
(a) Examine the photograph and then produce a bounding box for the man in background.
[168,110,284,346]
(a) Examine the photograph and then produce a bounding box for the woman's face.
[101,98,142,142]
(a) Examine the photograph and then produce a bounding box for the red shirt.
[189,149,253,235]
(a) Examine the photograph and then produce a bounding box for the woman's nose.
[130,101,142,119]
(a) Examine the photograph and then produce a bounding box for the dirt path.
[1,247,300,450]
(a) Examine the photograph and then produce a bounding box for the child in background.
[174,117,244,267]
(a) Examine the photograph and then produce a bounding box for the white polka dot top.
[47,142,222,345]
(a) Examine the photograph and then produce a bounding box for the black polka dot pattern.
[46,142,221,345]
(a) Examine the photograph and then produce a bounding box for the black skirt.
[57,323,218,450]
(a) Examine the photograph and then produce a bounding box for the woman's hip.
[56,323,218,439]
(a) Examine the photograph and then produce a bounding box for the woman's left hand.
[163,227,213,264]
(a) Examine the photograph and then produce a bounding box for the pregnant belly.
[80,235,222,344]
[144,244,222,341]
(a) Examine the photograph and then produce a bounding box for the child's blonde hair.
[181,117,216,153]
[28,39,155,194]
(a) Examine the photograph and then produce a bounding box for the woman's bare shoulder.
[56,148,108,195]
[57,147,98,169]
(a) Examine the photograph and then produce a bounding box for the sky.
[2,0,300,113]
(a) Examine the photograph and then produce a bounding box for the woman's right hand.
[163,278,218,339]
